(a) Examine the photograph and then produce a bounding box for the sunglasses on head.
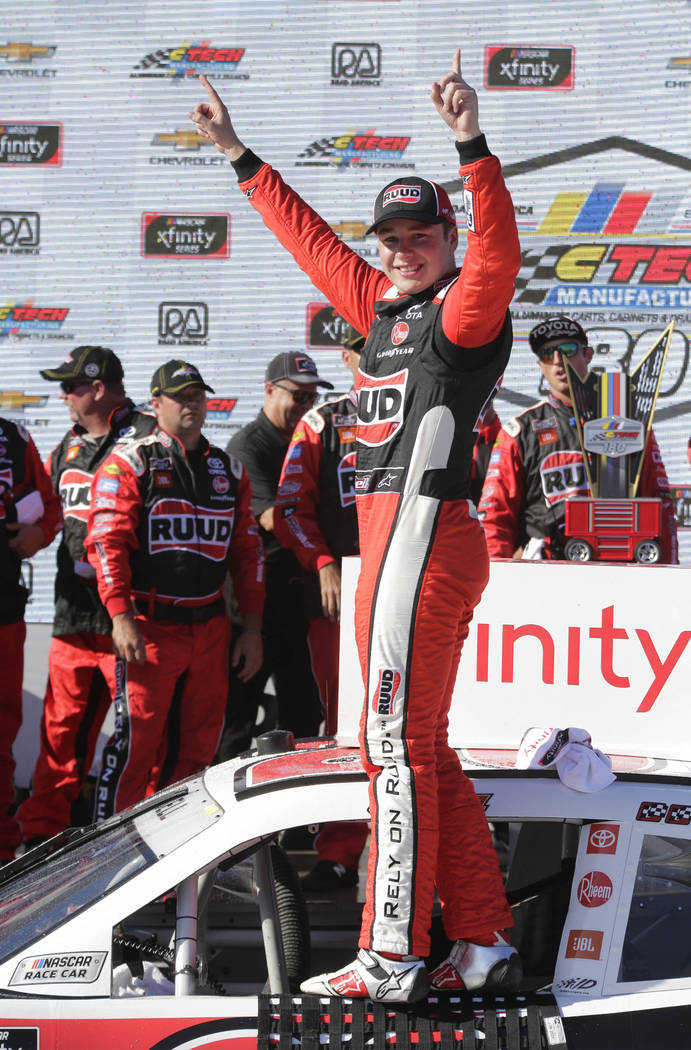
[537,341,585,361]
[272,381,319,406]
[60,378,94,394]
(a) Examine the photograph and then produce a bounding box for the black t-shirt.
[226,410,292,563]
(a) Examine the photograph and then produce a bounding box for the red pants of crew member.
[0,621,26,860]
[94,615,230,820]
[356,498,512,957]
[17,632,113,842]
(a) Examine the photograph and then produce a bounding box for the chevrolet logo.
[0,42,56,63]
[330,220,369,240]
[0,390,49,409]
[152,130,212,151]
[667,57,691,69]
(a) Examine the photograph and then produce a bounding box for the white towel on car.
[516,726,615,792]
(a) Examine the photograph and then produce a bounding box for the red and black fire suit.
[477,392,678,562]
[274,391,368,872]
[85,426,264,817]
[0,418,61,859]
[231,132,518,956]
[17,402,155,842]
[470,413,502,507]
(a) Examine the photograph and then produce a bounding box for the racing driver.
[188,49,521,1003]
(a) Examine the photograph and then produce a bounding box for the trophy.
[562,322,674,564]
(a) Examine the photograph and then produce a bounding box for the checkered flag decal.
[514,245,571,304]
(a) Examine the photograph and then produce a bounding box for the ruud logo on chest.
[357,367,407,446]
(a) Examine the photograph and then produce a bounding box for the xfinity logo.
[158,301,208,345]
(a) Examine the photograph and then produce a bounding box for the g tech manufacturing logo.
[0,211,39,254]
[0,390,48,410]
[158,302,209,345]
[148,499,234,560]
[357,367,407,447]
[484,46,574,90]
[331,43,381,86]
[141,214,230,258]
[131,43,248,81]
[586,823,619,854]
[307,302,350,348]
[666,56,691,88]
[372,667,402,716]
[577,871,613,908]
[0,301,70,339]
[0,41,57,79]
[296,127,412,170]
[205,397,237,424]
[0,123,62,165]
[150,129,224,167]
[565,930,604,960]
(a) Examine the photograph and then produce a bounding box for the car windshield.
[0,781,223,965]
[619,833,691,983]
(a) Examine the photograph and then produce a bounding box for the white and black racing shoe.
[429,932,522,992]
[300,947,430,1003]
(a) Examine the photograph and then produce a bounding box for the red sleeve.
[84,455,142,617]
[237,162,389,339]
[22,431,62,546]
[227,463,265,617]
[638,429,678,565]
[477,427,525,558]
[274,417,335,573]
[440,154,521,348]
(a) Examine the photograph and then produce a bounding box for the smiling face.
[375,218,458,296]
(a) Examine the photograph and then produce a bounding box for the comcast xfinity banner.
[338,559,691,759]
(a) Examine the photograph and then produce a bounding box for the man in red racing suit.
[190,49,519,1003]
[85,360,264,818]
[0,418,61,861]
[478,315,678,562]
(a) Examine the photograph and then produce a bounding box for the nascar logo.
[357,367,407,447]
[148,499,234,560]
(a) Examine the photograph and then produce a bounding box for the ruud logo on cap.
[382,184,422,208]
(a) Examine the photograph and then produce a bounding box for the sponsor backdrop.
[2,0,690,621]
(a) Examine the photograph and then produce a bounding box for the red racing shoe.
[300,948,430,1003]
[429,933,522,992]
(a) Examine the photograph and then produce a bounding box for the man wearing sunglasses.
[17,346,155,850]
[222,352,333,750]
[478,315,677,562]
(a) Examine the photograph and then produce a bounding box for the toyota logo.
[590,829,615,849]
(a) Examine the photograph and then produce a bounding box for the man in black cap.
[222,351,332,749]
[84,359,264,817]
[18,346,155,847]
[478,315,678,561]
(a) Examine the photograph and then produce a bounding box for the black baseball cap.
[265,351,333,389]
[150,359,215,396]
[40,345,124,383]
[529,316,588,356]
[342,325,365,352]
[367,176,457,235]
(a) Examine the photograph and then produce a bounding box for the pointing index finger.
[453,48,461,77]
[199,73,220,103]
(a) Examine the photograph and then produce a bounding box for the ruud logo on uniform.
[373,667,402,716]
[148,499,234,560]
[59,469,93,521]
[577,870,613,908]
[357,367,407,447]
[539,449,589,506]
[586,823,619,855]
